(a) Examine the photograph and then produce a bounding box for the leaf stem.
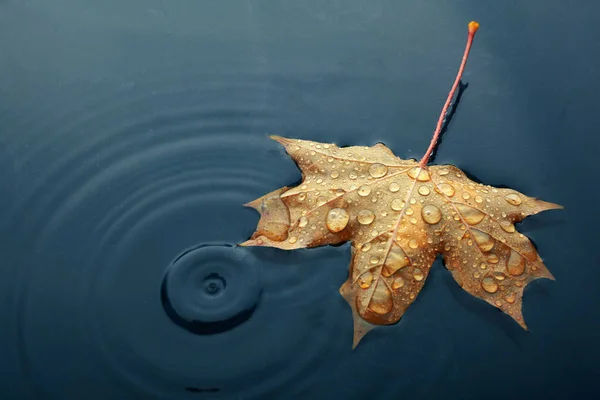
[419,21,480,167]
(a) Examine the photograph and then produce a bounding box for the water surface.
[0,1,598,399]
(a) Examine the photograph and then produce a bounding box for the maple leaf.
[241,22,562,348]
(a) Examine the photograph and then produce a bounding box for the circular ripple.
[5,72,349,399]
[162,243,261,333]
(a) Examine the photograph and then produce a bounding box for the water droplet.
[326,208,350,233]
[391,199,405,211]
[438,168,450,176]
[409,198,417,205]
[499,220,515,233]
[389,182,400,192]
[418,186,431,196]
[316,178,323,184]
[369,163,388,178]
[356,185,371,197]
[357,209,375,225]
[383,244,410,276]
[370,229,379,237]
[408,239,419,249]
[407,167,430,181]
[455,204,485,225]
[505,193,522,206]
[495,300,503,307]
[361,242,372,252]
[473,271,481,279]
[505,293,516,304]
[330,171,339,179]
[462,192,471,200]
[479,263,487,270]
[301,184,308,190]
[475,195,483,203]
[413,268,424,281]
[507,249,526,276]
[359,272,373,289]
[494,272,506,281]
[370,255,380,265]
[405,207,414,216]
[369,280,393,314]
[487,254,499,264]
[317,196,328,207]
[298,193,306,201]
[298,216,308,227]
[471,229,495,252]
[436,183,455,197]
[288,236,298,244]
[409,217,417,224]
[481,276,499,293]
[392,277,405,289]
[421,204,442,224]
[349,172,357,180]
[409,292,416,300]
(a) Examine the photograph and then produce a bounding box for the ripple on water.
[6,73,349,398]
[162,243,262,333]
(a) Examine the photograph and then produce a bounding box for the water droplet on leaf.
[481,276,499,293]
[357,209,375,225]
[407,167,430,181]
[391,199,404,211]
[421,204,442,224]
[436,183,455,197]
[359,272,373,289]
[326,208,350,233]
[369,163,388,178]
[358,185,371,197]
[505,193,522,206]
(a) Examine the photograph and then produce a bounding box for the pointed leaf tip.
[352,317,377,350]
[544,201,564,210]
[269,135,290,145]
[240,238,265,247]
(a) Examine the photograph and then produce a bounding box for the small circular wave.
[161,243,262,334]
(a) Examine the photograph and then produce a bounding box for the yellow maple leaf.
[241,22,562,348]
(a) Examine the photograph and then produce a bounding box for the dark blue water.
[1,1,598,399]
